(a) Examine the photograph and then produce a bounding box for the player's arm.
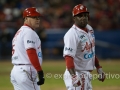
[65,55,81,87]
[95,55,102,68]
[65,55,75,75]
[26,48,44,85]
[27,48,42,71]
[95,55,105,82]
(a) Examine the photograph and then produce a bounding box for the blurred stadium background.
[0,0,120,59]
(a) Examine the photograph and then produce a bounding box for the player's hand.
[71,75,81,87]
[37,70,45,85]
[97,68,105,82]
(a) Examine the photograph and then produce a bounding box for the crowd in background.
[0,0,120,58]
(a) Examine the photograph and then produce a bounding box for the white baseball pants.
[63,69,92,90]
[10,65,40,90]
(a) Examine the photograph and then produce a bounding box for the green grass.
[0,59,120,90]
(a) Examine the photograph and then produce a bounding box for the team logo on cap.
[80,5,84,10]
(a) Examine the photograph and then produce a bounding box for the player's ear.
[25,17,27,20]
[24,17,28,21]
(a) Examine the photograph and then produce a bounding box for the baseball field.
[0,59,120,90]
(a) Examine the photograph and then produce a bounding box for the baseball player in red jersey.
[63,4,105,90]
[10,7,45,90]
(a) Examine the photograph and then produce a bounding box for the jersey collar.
[23,24,34,30]
[73,24,88,33]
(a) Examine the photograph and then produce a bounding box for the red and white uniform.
[12,25,42,65]
[10,25,42,90]
[63,24,95,90]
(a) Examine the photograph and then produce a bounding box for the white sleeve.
[63,31,78,57]
[24,30,36,50]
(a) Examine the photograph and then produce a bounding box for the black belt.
[14,64,31,65]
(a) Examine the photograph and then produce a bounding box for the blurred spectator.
[82,0,120,31]
[0,0,119,30]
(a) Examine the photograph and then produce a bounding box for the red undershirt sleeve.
[95,55,102,68]
[65,55,75,70]
[26,48,42,71]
